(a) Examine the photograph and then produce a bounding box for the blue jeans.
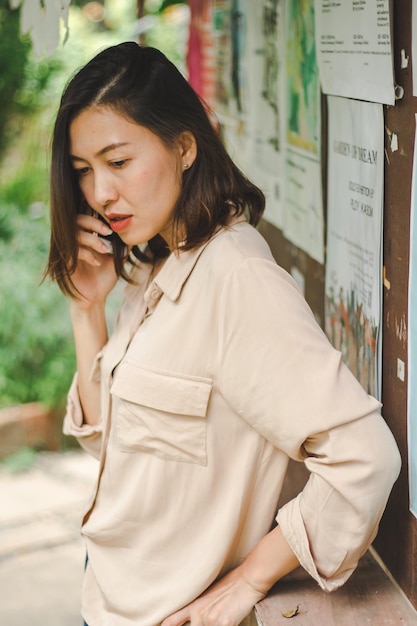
[83,553,89,625]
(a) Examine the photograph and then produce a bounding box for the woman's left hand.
[161,565,265,626]
[161,526,300,626]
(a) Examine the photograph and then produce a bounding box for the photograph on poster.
[286,0,319,154]
[407,115,417,518]
[282,0,323,264]
[315,0,395,105]
[325,96,384,399]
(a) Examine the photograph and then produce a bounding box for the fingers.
[77,214,114,264]
[77,212,112,236]
[78,244,104,267]
[161,607,190,626]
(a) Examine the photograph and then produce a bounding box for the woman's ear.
[178,131,197,170]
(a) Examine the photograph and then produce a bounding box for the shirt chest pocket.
[110,363,213,465]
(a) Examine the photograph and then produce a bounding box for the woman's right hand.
[70,212,119,308]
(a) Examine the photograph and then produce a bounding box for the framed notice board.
[260,0,417,608]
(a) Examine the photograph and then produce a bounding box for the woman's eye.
[74,166,90,176]
[111,159,127,168]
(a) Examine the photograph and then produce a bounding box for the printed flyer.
[407,114,417,518]
[325,96,384,399]
[246,0,285,228]
[282,0,324,263]
[315,0,395,104]
[413,0,417,97]
[212,0,252,173]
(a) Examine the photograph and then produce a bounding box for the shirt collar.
[152,239,211,302]
[152,215,247,302]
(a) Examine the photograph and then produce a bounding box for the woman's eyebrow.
[96,142,130,156]
[69,142,131,161]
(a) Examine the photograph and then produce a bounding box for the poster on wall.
[187,0,215,108]
[413,0,417,97]
[315,0,395,105]
[325,96,384,399]
[212,0,252,173]
[282,0,324,264]
[407,115,417,518]
[245,0,285,228]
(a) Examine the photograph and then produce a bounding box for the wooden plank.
[255,551,417,625]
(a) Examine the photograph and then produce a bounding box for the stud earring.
[183,163,189,169]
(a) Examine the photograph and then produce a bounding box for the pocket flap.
[110,363,212,417]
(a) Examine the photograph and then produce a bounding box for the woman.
[46,42,400,626]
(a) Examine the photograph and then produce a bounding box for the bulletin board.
[259,0,417,608]
[374,0,416,604]
[193,0,417,608]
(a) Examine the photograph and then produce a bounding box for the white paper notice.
[315,0,395,105]
[413,0,417,96]
[246,0,285,229]
[325,96,384,399]
[407,115,417,517]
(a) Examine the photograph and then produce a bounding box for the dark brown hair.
[45,42,265,295]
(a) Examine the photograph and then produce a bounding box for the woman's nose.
[93,171,118,207]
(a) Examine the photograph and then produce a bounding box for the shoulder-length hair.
[45,42,265,296]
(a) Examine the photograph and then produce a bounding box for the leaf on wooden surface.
[281,604,300,618]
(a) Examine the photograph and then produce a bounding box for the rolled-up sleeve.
[277,412,400,590]
[63,370,103,461]
[217,257,401,590]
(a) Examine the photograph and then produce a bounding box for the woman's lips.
[107,214,132,233]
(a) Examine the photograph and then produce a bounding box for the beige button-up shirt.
[64,220,400,626]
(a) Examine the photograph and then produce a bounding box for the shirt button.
[151,288,161,300]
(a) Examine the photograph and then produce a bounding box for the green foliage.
[1,447,38,473]
[0,0,188,412]
[0,203,75,410]
[0,1,30,157]
[144,0,189,70]
[1,168,48,215]
[0,2,127,412]
[0,1,61,159]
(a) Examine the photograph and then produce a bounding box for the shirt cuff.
[90,348,105,383]
[276,495,354,592]
[63,373,103,438]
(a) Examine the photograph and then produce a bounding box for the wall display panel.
[261,0,416,609]
[210,0,417,606]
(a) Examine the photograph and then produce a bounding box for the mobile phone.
[92,210,114,255]
[97,235,114,255]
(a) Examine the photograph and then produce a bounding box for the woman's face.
[69,106,190,249]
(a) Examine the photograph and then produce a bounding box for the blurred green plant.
[0,0,61,160]
[0,202,76,410]
[1,446,38,472]
[0,0,30,158]
[0,0,187,412]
